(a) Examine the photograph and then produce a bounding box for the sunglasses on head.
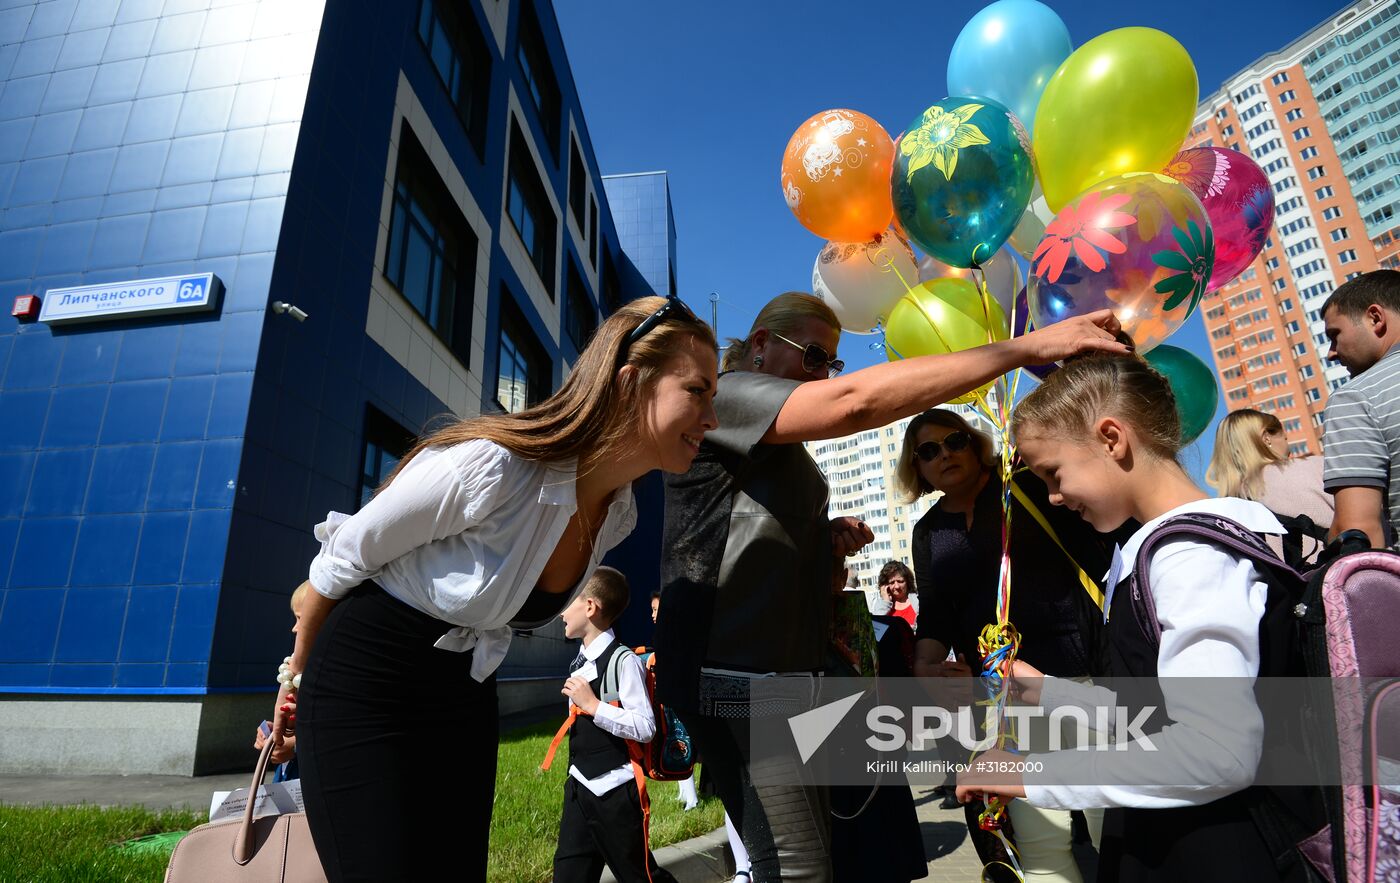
[914,431,971,462]
[625,294,700,349]
[770,331,844,378]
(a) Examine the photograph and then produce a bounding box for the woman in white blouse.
[269,295,718,882]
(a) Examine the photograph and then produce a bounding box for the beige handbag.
[164,737,327,883]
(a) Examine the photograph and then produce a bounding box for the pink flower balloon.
[1163,147,1274,292]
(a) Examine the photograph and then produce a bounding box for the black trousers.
[686,716,831,882]
[297,583,498,882]
[553,777,678,883]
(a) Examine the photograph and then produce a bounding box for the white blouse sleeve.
[307,439,516,599]
[591,652,657,744]
[1024,540,1267,810]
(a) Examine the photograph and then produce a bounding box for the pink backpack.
[1309,551,1400,883]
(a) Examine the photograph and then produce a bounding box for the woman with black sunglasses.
[653,292,1129,882]
[898,408,1122,883]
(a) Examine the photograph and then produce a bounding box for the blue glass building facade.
[0,0,671,774]
[602,171,678,300]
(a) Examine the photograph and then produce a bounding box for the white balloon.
[1008,179,1056,260]
[916,245,1023,319]
[811,230,917,334]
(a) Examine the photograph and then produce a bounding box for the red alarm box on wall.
[11,295,40,320]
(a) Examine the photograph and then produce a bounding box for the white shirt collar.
[1109,497,1286,582]
[537,459,638,534]
[580,628,616,662]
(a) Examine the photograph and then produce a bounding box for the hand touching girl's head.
[1010,354,1183,532]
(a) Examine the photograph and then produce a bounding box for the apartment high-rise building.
[1189,0,1398,456]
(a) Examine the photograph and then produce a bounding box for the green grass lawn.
[0,722,723,883]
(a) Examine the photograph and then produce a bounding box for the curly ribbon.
[884,257,1027,878]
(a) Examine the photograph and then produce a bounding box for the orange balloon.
[781,109,895,242]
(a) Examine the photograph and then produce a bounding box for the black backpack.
[1127,513,1393,883]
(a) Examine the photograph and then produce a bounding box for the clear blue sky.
[554,0,1352,484]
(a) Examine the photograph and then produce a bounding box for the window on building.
[416,0,492,157]
[1274,278,1287,291]
[600,245,622,312]
[1272,72,1290,85]
[516,0,561,160]
[1339,249,1358,264]
[1273,176,1297,193]
[568,139,587,232]
[1315,185,1335,199]
[1222,124,1236,136]
[384,125,477,365]
[1322,205,1343,220]
[496,290,551,412]
[1300,364,1315,378]
[1330,227,1349,241]
[1300,145,1319,159]
[1266,257,1280,271]
[564,259,596,351]
[587,196,598,268]
[1280,298,1293,312]
[1286,108,1306,121]
[1286,320,1301,334]
[359,407,416,509]
[1306,387,1322,402]
[507,121,558,297]
[1278,89,1297,103]
[1307,165,1326,179]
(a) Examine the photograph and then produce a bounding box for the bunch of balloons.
[777,2,1260,850]
[777,0,1256,436]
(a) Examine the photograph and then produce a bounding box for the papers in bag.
[208,778,304,823]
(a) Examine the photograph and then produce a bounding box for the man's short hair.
[582,566,630,625]
[1321,269,1400,321]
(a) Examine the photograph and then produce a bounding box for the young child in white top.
[957,353,1289,883]
[553,567,675,883]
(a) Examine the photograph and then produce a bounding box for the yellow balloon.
[1033,27,1198,212]
[883,278,1008,404]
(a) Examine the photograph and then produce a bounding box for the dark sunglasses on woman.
[914,430,971,462]
[625,293,700,349]
[771,331,845,379]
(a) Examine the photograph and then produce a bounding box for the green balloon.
[1144,344,1219,445]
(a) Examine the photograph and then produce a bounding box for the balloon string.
[969,260,1023,838]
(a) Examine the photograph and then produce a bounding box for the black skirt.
[297,582,499,883]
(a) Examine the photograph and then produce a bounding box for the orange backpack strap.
[539,704,582,772]
[631,755,654,883]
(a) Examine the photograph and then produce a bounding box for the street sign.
[39,273,223,326]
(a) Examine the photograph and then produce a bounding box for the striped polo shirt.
[1322,342,1400,548]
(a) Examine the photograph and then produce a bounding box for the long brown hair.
[382,296,716,487]
[1010,354,1182,462]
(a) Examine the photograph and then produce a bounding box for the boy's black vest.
[568,642,632,779]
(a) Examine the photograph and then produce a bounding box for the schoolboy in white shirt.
[553,567,676,883]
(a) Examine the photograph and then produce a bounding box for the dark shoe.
[940,793,962,810]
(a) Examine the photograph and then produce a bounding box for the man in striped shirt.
[1320,270,1400,550]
